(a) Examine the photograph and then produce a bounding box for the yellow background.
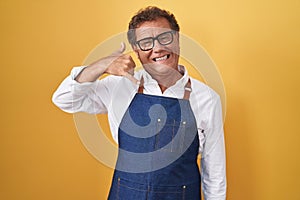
[1,0,299,199]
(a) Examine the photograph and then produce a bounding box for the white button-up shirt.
[52,66,226,200]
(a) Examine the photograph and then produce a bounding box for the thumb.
[112,42,126,55]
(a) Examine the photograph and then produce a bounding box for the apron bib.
[108,78,201,200]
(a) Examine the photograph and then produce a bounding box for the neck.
[151,69,183,93]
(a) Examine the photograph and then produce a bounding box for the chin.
[144,62,177,75]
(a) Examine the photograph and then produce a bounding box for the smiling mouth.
[152,54,170,62]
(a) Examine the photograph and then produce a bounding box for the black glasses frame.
[135,30,176,51]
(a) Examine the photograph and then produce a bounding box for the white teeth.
[155,55,168,61]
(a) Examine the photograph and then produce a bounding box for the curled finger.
[123,72,140,85]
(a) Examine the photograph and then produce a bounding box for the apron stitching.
[117,177,120,200]
[155,118,161,150]
[118,183,148,192]
[171,120,175,152]
[151,190,182,194]
[146,185,150,200]
[182,185,186,200]
[180,121,186,153]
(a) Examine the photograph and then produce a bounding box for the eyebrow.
[136,29,172,40]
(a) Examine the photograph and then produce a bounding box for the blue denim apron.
[108,78,200,200]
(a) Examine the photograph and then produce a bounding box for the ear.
[132,45,140,59]
[175,31,180,42]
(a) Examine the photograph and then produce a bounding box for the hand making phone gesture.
[75,42,139,84]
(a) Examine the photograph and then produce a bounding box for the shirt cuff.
[70,66,98,94]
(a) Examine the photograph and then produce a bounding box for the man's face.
[133,17,180,76]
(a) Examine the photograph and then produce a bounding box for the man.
[52,6,226,200]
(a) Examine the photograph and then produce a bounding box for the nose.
[152,39,165,52]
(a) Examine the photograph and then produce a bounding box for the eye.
[139,39,153,47]
[158,33,172,44]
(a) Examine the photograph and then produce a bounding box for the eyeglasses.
[135,31,176,51]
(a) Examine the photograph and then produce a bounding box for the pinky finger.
[123,72,140,85]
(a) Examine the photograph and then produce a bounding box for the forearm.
[52,66,107,114]
[75,62,107,83]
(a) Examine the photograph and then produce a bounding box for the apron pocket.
[149,185,186,200]
[151,181,200,200]
[109,177,200,200]
[112,177,148,200]
[155,119,186,153]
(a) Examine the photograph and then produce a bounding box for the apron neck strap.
[138,76,192,100]
[138,76,145,94]
[183,79,192,100]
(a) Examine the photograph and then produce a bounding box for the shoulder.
[189,77,220,102]
[188,77,222,121]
